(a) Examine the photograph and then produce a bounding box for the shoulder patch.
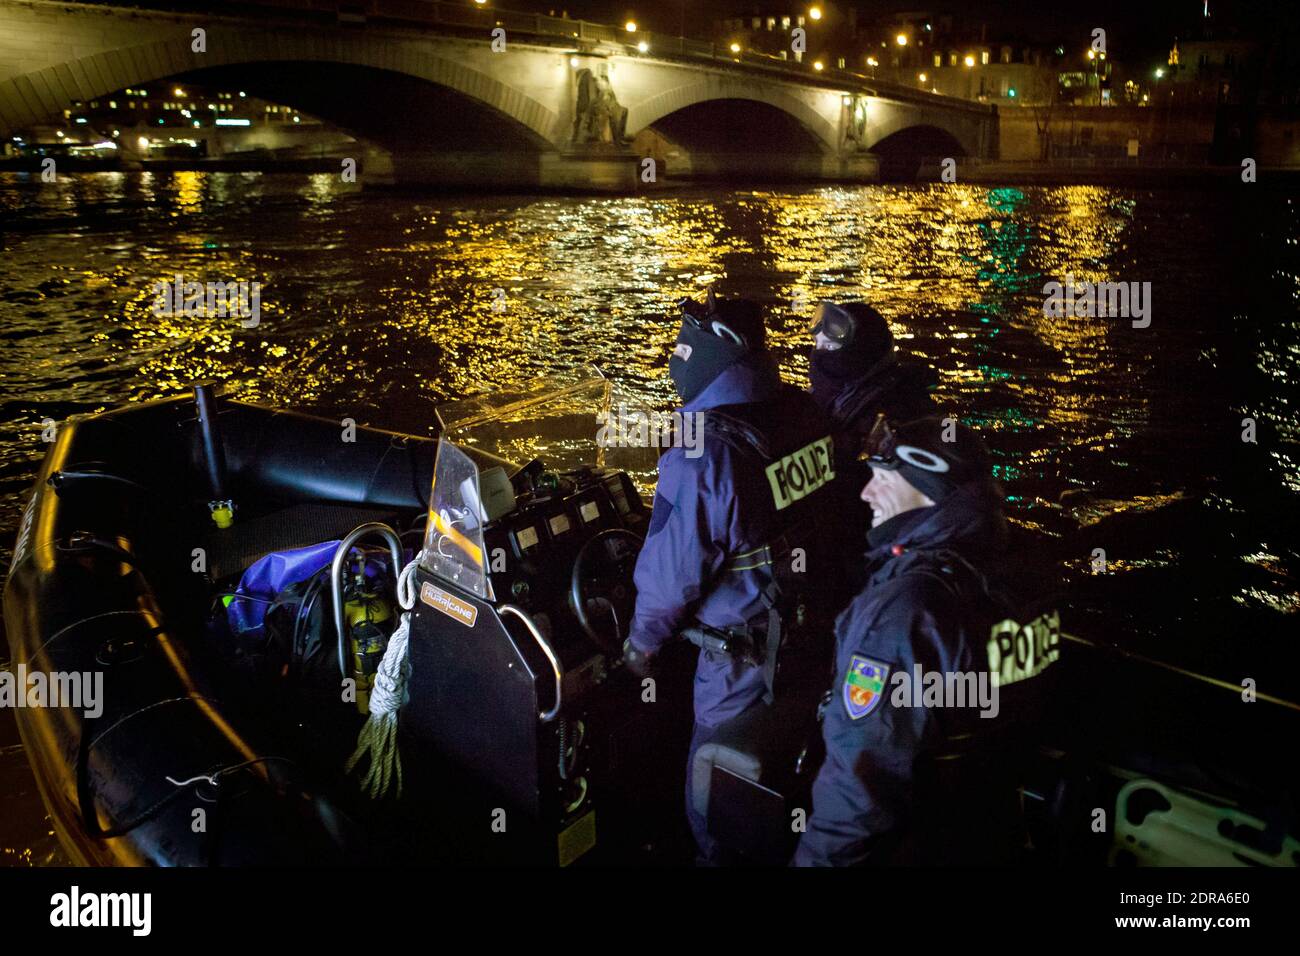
[843,654,891,720]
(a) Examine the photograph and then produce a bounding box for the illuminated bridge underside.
[0,0,997,190]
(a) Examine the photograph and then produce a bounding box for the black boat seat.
[692,689,824,866]
[694,696,1031,865]
[202,502,401,581]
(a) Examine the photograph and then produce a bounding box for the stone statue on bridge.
[842,96,868,151]
[572,68,628,147]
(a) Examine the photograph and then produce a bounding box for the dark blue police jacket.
[629,352,834,728]
[794,480,1012,866]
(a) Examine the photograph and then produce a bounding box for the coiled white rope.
[345,553,420,800]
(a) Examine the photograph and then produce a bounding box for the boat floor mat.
[203,503,401,581]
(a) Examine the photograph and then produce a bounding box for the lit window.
[981,51,989,65]
[797,16,805,27]
[949,52,957,66]
[934,53,942,67]
[837,57,845,69]
[781,16,790,30]
[767,17,775,30]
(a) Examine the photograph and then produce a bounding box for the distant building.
[1165,38,1263,104]
[870,9,1062,107]
[11,82,330,158]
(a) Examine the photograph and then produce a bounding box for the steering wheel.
[569,528,643,655]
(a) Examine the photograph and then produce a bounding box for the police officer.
[808,301,938,601]
[622,290,837,864]
[808,301,935,465]
[794,416,1045,866]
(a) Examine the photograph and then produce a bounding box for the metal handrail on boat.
[332,522,405,678]
[498,604,564,723]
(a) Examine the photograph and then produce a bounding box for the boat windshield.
[435,365,612,473]
[419,366,611,599]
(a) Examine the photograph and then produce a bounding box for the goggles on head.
[860,414,952,473]
[678,294,747,347]
[808,301,858,348]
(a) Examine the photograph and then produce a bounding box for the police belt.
[682,529,816,703]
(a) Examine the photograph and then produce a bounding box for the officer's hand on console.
[621,638,656,679]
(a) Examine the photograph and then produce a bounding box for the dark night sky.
[561,0,1298,62]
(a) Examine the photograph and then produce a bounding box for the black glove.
[622,637,656,679]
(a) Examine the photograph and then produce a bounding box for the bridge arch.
[625,78,838,152]
[869,124,970,181]
[870,124,969,159]
[0,30,558,146]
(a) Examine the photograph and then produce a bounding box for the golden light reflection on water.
[1,171,1299,866]
[1,171,1292,499]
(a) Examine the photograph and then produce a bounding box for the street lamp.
[625,20,637,33]
[637,41,649,53]
[896,34,908,46]
[729,42,741,54]
[809,6,822,21]
[963,55,975,67]
[813,60,824,71]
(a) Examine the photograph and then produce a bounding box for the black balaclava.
[809,302,895,407]
[668,294,765,404]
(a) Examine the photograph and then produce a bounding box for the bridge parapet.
[0,0,998,189]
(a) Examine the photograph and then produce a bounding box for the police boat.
[5,366,1299,866]
[4,367,691,864]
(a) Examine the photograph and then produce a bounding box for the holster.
[681,585,806,705]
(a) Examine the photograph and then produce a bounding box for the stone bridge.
[0,0,998,189]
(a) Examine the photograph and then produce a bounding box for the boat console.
[398,368,684,865]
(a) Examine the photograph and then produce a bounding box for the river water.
[1,172,1298,864]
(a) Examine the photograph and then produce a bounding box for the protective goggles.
[860,414,952,473]
[678,296,746,346]
[808,301,858,348]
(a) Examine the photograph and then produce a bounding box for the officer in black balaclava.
[808,301,938,598]
[624,289,837,864]
[808,301,936,432]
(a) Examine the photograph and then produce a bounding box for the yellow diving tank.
[345,590,392,714]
